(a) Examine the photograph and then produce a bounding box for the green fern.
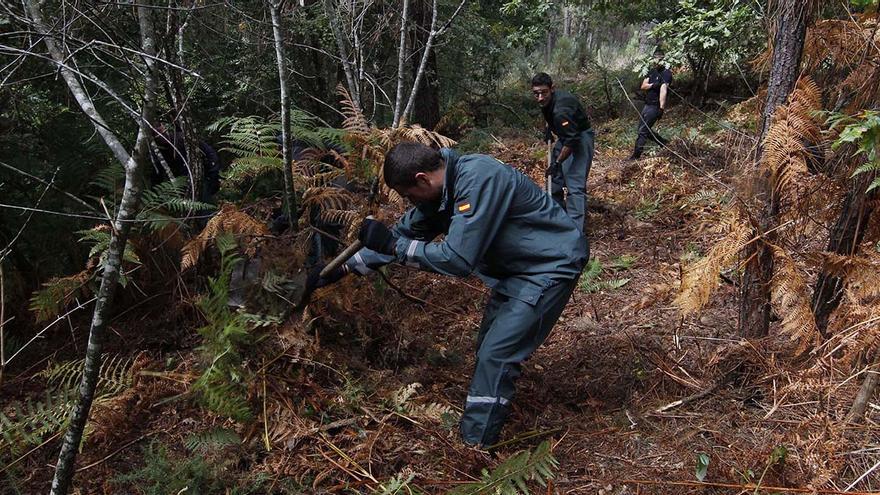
[210,114,347,187]
[1,388,75,452]
[1,353,139,458]
[76,227,141,266]
[184,428,241,453]
[192,234,254,421]
[137,176,216,232]
[449,440,558,495]
[39,353,136,397]
[578,259,632,293]
[374,471,418,495]
[88,165,125,195]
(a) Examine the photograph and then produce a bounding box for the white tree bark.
[270,0,298,223]
[323,0,361,109]
[23,1,159,492]
[392,0,411,128]
[401,0,467,122]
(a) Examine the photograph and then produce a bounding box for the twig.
[74,432,156,472]
[845,459,880,492]
[486,427,563,450]
[600,477,879,494]
[0,431,62,473]
[653,379,723,413]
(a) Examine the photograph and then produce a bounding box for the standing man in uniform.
[531,72,594,234]
[629,49,673,160]
[308,142,588,448]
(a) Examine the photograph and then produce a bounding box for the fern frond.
[39,353,136,398]
[761,78,825,209]
[28,270,93,322]
[769,245,819,355]
[89,165,125,195]
[820,252,880,304]
[449,440,559,494]
[301,187,354,213]
[675,211,752,314]
[181,204,268,270]
[184,428,241,453]
[338,85,371,138]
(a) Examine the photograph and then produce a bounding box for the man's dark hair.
[530,72,553,88]
[383,142,443,189]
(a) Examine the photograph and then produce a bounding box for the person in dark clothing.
[629,50,673,160]
[308,142,588,448]
[531,72,594,234]
[151,123,221,203]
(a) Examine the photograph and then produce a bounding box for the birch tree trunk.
[163,3,202,204]
[24,1,159,493]
[392,0,411,128]
[270,0,298,223]
[323,0,361,109]
[739,0,809,338]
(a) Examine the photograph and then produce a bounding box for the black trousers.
[632,104,667,157]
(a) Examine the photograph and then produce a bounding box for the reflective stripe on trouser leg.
[460,278,578,446]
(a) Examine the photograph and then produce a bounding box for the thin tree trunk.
[812,174,877,335]
[323,0,361,109]
[270,0,298,223]
[392,0,411,128]
[848,349,880,422]
[164,4,202,204]
[739,0,809,338]
[410,0,440,129]
[25,1,159,492]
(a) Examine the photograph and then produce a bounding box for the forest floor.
[4,107,880,494]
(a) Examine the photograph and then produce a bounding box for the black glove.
[359,218,398,256]
[304,263,349,298]
[543,127,554,144]
[546,159,559,177]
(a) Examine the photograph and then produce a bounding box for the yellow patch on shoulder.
[458,203,471,213]
[561,120,570,126]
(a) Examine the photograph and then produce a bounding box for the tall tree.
[22,1,159,492]
[410,0,442,129]
[270,0,298,223]
[739,0,810,338]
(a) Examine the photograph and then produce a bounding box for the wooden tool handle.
[320,239,363,277]
[545,141,553,195]
[319,215,375,277]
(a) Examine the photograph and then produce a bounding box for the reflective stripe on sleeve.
[405,239,421,268]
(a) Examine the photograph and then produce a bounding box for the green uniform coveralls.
[346,149,588,446]
[542,89,594,233]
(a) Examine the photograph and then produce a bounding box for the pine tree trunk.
[23,1,159,493]
[812,174,877,336]
[270,0,298,223]
[739,0,809,338]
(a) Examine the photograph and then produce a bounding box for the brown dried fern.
[674,210,752,314]
[761,78,824,209]
[180,204,269,270]
[768,244,819,354]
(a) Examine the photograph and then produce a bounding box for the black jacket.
[542,90,591,148]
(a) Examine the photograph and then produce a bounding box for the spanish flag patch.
[457,202,471,213]
[561,120,570,126]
